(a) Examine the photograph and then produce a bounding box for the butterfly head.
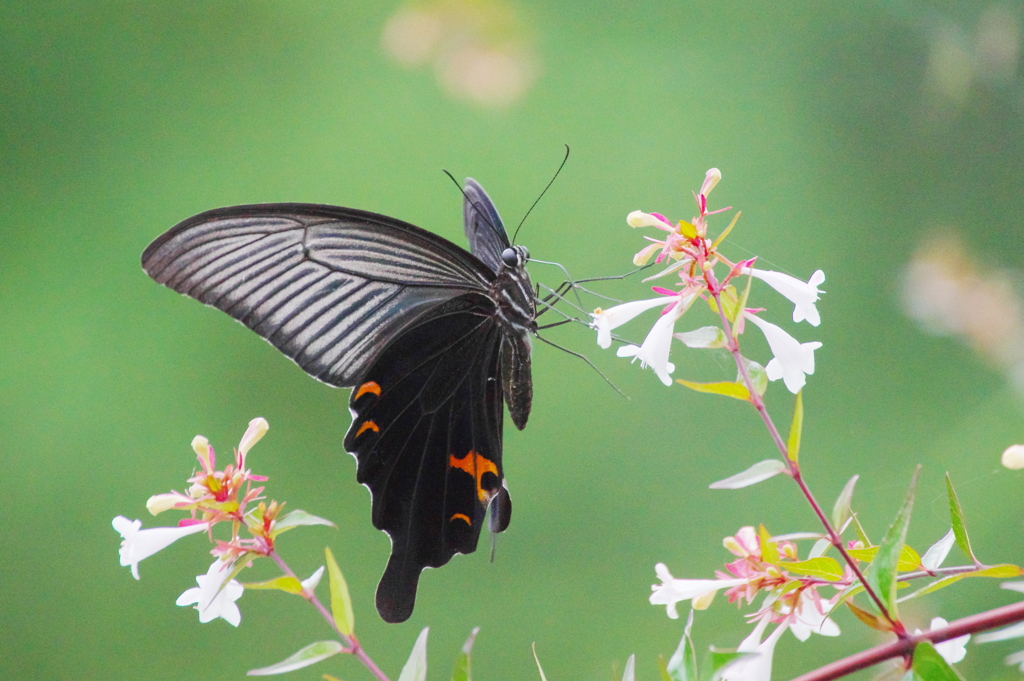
[501,245,530,269]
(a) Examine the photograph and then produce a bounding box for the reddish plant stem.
[709,286,901,634]
[269,551,391,681]
[790,600,1024,681]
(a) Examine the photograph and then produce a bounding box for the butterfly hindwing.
[344,293,506,623]
[141,203,494,387]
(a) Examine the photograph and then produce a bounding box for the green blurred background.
[4,1,1024,679]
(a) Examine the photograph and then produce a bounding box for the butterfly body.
[142,179,533,622]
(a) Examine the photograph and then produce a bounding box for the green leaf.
[241,576,304,594]
[862,466,919,620]
[911,641,965,681]
[898,564,1024,602]
[851,512,872,546]
[710,211,740,250]
[271,509,335,537]
[675,378,751,402]
[787,390,803,463]
[532,643,549,681]
[945,474,978,564]
[902,545,923,569]
[781,557,845,581]
[246,640,344,676]
[666,610,698,681]
[451,627,479,681]
[759,525,779,564]
[706,649,757,681]
[831,475,860,529]
[657,656,672,681]
[845,600,891,632]
[324,547,355,636]
[708,459,787,489]
[398,627,429,681]
[739,356,768,396]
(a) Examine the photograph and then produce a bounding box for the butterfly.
[141,179,535,623]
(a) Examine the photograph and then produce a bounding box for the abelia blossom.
[721,615,788,681]
[650,562,751,619]
[112,516,209,580]
[616,294,696,385]
[745,313,822,394]
[914,617,969,664]
[176,558,244,626]
[741,268,825,327]
[591,297,674,349]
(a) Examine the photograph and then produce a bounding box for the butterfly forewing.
[141,204,492,386]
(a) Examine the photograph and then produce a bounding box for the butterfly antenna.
[535,333,628,399]
[511,144,570,245]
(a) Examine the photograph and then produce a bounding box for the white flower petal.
[915,618,969,664]
[1002,444,1024,470]
[922,530,956,570]
[746,313,822,394]
[302,566,325,592]
[743,268,825,327]
[615,296,694,385]
[113,517,208,580]
[178,560,245,626]
[591,297,670,349]
[722,618,787,681]
[649,563,749,620]
[787,593,840,642]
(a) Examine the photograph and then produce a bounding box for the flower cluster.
[113,418,331,626]
[591,169,824,394]
[652,527,842,681]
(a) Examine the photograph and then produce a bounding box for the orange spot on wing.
[355,381,382,400]
[448,450,499,503]
[450,513,472,525]
[356,420,379,437]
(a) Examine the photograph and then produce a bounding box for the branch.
[790,600,1024,681]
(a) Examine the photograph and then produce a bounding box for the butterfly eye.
[501,247,519,268]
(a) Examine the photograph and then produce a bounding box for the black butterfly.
[141,179,535,623]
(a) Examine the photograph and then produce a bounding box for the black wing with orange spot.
[344,293,507,623]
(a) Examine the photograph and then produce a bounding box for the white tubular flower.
[616,295,695,385]
[176,558,244,626]
[649,563,750,619]
[742,268,825,327]
[745,313,822,394]
[787,593,840,642]
[914,617,969,664]
[112,516,209,580]
[591,297,672,349]
[721,616,788,681]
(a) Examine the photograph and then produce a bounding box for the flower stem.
[269,551,391,681]
[710,287,902,635]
